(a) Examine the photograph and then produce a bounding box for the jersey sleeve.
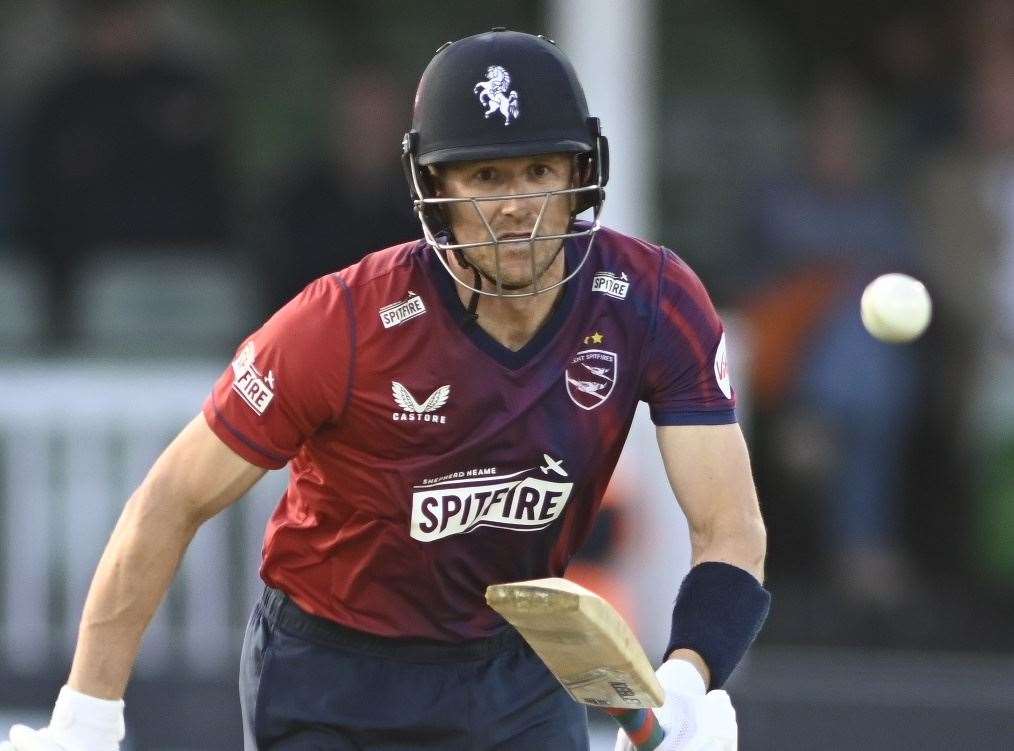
[202,275,354,469]
[641,249,737,426]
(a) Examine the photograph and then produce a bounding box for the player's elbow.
[691,512,767,582]
[741,517,767,580]
[727,508,767,576]
[129,470,205,538]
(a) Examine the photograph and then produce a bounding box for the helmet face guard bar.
[402,130,608,298]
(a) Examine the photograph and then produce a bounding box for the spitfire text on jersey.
[379,291,427,328]
[411,459,573,542]
[231,342,275,415]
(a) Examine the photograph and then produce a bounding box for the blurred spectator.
[743,63,924,609]
[12,0,228,344]
[0,121,12,238]
[871,8,962,177]
[913,0,1014,589]
[269,66,418,308]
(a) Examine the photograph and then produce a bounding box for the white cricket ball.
[860,273,932,343]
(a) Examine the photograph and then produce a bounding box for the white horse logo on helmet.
[474,65,519,125]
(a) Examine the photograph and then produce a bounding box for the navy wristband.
[664,562,771,689]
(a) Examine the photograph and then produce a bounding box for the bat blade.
[485,577,664,710]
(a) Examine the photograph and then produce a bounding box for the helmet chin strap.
[449,227,574,323]
[451,246,541,327]
[451,248,483,327]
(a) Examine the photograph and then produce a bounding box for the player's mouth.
[496,231,536,242]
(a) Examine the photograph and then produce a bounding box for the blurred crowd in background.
[0,0,1011,656]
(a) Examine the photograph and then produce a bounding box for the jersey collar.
[425,232,588,370]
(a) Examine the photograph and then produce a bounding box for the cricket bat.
[486,577,667,750]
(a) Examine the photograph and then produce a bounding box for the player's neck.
[474,288,564,351]
[451,254,566,352]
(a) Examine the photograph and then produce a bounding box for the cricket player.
[3,30,769,750]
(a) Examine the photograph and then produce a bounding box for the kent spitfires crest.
[474,65,519,125]
[565,349,618,410]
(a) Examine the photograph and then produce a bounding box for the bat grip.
[605,708,665,750]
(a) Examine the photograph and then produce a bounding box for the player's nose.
[497,195,535,220]
[497,185,542,220]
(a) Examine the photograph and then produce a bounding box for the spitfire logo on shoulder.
[410,455,573,542]
[592,271,629,299]
[379,291,426,329]
[231,342,275,415]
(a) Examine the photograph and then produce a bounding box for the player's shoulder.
[337,239,426,292]
[327,239,435,335]
[594,224,665,265]
[593,224,705,297]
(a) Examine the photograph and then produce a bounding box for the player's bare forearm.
[656,423,767,686]
[687,503,766,584]
[666,504,766,688]
[68,488,201,698]
[656,423,767,582]
[67,415,265,699]
[668,508,766,688]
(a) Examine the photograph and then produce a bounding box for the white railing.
[0,360,287,677]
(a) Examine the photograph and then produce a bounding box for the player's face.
[435,153,575,291]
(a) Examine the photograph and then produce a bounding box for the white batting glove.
[613,660,737,751]
[1,686,124,751]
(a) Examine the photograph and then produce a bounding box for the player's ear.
[568,156,587,211]
[575,154,594,187]
[422,165,452,229]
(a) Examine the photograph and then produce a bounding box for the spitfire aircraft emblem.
[540,454,568,477]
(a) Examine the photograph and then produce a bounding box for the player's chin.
[498,276,539,292]
[503,243,560,268]
[499,266,560,292]
[489,256,536,279]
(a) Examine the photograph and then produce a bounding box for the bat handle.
[605,708,666,750]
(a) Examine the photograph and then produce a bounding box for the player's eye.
[530,163,552,179]
[474,167,498,182]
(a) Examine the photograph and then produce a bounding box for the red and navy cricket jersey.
[203,224,736,641]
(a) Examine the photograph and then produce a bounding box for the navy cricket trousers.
[240,587,590,750]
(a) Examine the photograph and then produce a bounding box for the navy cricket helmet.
[402,28,609,297]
